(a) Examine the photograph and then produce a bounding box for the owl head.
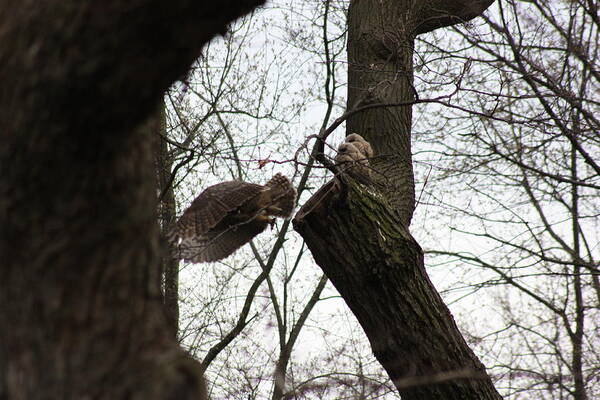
[336,142,368,165]
[345,133,374,159]
[265,173,296,218]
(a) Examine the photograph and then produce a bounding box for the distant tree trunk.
[0,1,264,398]
[152,103,180,338]
[295,1,501,399]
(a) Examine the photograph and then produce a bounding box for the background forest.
[157,1,599,399]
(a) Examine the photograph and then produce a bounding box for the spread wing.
[168,180,265,244]
[175,220,269,263]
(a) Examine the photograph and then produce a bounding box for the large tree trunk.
[295,1,500,399]
[0,1,263,398]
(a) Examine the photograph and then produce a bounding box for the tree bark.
[345,0,495,225]
[296,0,500,398]
[346,0,416,226]
[0,1,264,398]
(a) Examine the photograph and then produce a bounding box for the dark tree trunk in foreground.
[295,0,501,399]
[0,1,263,398]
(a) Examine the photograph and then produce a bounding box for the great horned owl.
[346,133,374,159]
[168,173,296,263]
[334,142,371,182]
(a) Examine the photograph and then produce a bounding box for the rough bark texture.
[346,0,495,226]
[346,0,417,226]
[294,181,502,399]
[0,1,263,398]
[296,0,500,398]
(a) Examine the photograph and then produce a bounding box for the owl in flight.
[168,173,296,263]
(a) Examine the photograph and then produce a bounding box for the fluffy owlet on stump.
[345,133,374,159]
[334,142,372,183]
[168,173,296,263]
